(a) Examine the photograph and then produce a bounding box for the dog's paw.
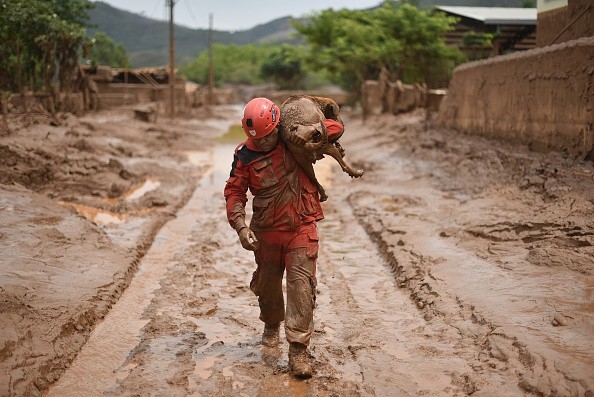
[350,169,364,178]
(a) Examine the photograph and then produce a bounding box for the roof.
[435,6,537,25]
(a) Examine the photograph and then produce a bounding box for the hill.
[87,2,303,67]
[420,0,529,5]
[87,0,531,67]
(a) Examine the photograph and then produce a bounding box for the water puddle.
[125,179,161,200]
[58,178,161,225]
[217,124,245,143]
[60,201,126,225]
[186,145,236,188]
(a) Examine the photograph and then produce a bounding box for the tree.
[45,0,93,26]
[0,0,93,93]
[35,17,91,93]
[294,1,463,93]
[180,44,275,86]
[89,33,130,68]
[260,45,306,90]
[293,8,382,92]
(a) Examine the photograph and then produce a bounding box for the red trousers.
[250,223,319,345]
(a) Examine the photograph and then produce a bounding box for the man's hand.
[238,227,260,251]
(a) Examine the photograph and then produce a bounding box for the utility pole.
[168,0,176,118]
[208,13,214,106]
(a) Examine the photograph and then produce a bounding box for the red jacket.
[224,140,324,233]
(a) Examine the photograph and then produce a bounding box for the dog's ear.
[311,96,341,122]
[326,102,341,122]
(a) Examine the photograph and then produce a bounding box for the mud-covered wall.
[437,36,594,158]
[537,0,593,47]
[537,6,569,47]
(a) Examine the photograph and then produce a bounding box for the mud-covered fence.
[437,36,594,159]
[361,80,447,118]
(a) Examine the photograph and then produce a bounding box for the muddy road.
[2,105,593,396]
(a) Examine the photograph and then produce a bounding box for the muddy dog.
[279,95,364,202]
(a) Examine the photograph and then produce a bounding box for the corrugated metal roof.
[435,6,537,25]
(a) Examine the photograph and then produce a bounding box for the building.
[435,6,537,59]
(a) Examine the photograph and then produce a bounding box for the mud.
[0,106,220,396]
[1,105,593,396]
[342,111,594,396]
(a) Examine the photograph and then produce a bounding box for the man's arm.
[224,155,249,232]
[224,156,259,251]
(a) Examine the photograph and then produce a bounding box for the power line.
[182,0,200,27]
[148,0,162,20]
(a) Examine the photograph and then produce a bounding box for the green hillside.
[421,0,529,5]
[87,2,302,67]
[87,0,531,67]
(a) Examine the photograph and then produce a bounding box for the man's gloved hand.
[238,227,260,251]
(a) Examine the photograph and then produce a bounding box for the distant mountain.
[87,2,304,67]
[420,0,529,6]
[87,0,531,68]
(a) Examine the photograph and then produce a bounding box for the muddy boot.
[288,342,312,378]
[262,323,280,347]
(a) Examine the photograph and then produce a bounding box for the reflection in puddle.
[217,124,245,143]
[60,202,126,224]
[125,179,161,200]
[58,179,160,225]
[186,145,237,188]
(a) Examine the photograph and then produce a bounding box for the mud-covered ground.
[1,105,593,397]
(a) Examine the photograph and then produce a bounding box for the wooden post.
[168,0,176,118]
[208,13,215,106]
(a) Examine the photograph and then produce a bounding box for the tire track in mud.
[348,189,594,397]
[314,196,482,396]
[98,148,366,396]
[338,113,594,396]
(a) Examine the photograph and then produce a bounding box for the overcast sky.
[91,0,382,31]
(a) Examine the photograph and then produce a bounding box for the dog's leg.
[323,144,364,178]
[301,160,328,202]
[287,143,328,202]
[333,141,345,158]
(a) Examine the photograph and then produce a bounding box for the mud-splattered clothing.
[250,224,319,344]
[224,140,323,345]
[224,140,323,233]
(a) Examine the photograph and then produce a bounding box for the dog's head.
[306,96,343,125]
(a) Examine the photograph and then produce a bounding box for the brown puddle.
[60,202,126,224]
[59,179,161,224]
[125,179,161,201]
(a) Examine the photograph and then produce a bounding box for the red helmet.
[241,97,280,139]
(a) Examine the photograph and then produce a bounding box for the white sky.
[91,0,383,31]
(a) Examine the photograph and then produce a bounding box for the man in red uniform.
[224,97,324,378]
